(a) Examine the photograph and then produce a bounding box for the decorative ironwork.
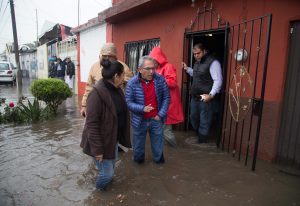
[186,0,228,32]
[228,65,253,122]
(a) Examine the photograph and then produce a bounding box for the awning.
[104,0,185,23]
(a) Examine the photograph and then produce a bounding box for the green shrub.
[30,79,72,113]
[0,99,54,124]
[1,103,27,124]
[18,98,54,122]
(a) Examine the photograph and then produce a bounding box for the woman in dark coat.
[80,59,131,190]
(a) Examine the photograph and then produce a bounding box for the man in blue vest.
[183,43,223,143]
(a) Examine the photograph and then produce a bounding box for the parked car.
[0,61,16,85]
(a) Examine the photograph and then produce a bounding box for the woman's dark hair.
[101,59,124,80]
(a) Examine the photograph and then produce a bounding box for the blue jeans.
[93,145,118,190]
[190,97,214,138]
[132,118,164,163]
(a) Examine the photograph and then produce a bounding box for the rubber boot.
[198,134,208,144]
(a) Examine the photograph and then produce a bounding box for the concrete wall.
[77,23,107,96]
[37,44,48,79]
[20,52,37,79]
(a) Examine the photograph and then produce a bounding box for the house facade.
[71,17,109,96]
[36,23,78,93]
[19,44,37,79]
[99,0,300,169]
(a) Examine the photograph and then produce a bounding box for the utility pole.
[9,0,23,101]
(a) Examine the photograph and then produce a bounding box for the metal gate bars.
[221,14,272,171]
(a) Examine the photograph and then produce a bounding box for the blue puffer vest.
[125,73,170,128]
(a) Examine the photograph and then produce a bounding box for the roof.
[39,24,73,45]
[71,0,186,33]
[103,0,186,23]
[5,42,37,53]
[71,16,105,34]
[19,43,37,53]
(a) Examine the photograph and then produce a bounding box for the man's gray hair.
[138,55,158,68]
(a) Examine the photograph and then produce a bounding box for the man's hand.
[80,107,86,117]
[154,115,161,121]
[144,104,154,113]
[182,62,188,71]
[200,94,213,103]
[95,155,103,162]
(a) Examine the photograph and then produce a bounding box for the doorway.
[183,29,227,145]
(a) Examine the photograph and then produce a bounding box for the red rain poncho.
[149,47,184,124]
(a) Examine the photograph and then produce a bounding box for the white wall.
[80,23,106,82]
[37,44,48,79]
[20,52,37,78]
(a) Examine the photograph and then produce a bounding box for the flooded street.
[1,80,300,206]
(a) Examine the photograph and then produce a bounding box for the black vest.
[191,54,215,96]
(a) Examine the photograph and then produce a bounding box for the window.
[124,38,160,74]
[0,63,9,70]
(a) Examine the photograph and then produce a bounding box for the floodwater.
[1,80,300,206]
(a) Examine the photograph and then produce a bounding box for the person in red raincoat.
[149,47,184,147]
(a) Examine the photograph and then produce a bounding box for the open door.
[183,29,228,145]
[181,2,272,171]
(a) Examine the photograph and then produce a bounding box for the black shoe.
[198,139,207,144]
[198,134,208,144]
[134,159,144,164]
[155,153,165,164]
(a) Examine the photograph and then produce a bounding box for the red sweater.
[140,78,158,119]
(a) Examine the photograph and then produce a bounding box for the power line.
[27,0,60,23]
[0,0,4,13]
[0,10,11,35]
[0,0,8,20]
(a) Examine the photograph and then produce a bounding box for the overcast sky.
[0,0,111,52]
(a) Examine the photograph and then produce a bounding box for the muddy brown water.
[1,82,300,206]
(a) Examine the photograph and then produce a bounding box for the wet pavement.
[1,79,300,206]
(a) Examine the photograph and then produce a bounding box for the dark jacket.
[80,80,131,159]
[191,54,215,95]
[48,62,56,78]
[55,61,65,78]
[125,73,170,128]
[66,61,75,78]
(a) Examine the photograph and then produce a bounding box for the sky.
[0,0,111,52]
